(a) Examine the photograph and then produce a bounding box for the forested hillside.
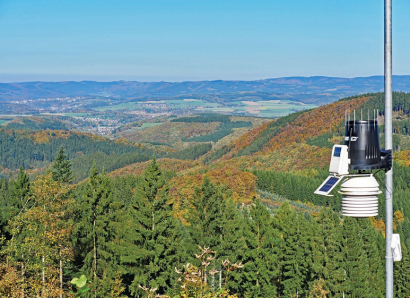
[115,114,268,151]
[1,93,410,297]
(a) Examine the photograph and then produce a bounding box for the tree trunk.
[60,249,63,298]
[21,255,25,298]
[212,272,215,292]
[42,255,45,298]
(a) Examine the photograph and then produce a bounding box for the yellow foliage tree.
[6,172,74,297]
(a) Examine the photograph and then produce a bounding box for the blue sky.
[0,0,409,82]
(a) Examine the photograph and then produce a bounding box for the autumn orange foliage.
[121,122,220,146]
[169,166,257,205]
[108,158,200,177]
[226,121,273,157]
[262,97,369,152]
[394,150,410,167]
[206,96,369,165]
[229,143,331,173]
[370,210,405,237]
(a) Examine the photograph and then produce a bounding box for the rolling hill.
[3,91,410,296]
[104,92,410,248]
[2,75,410,103]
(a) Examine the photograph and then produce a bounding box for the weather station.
[314,113,401,262]
[316,1,402,295]
[314,113,392,217]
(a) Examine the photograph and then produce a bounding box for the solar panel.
[319,177,339,192]
[333,147,342,157]
[314,175,343,196]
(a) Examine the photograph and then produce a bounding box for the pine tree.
[356,218,385,297]
[185,179,246,295]
[241,198,279,298]
[312,207,345,296]
[217,195,246,295]
[75,162,125,297]
[339,217,370,297]
[0,168,32,242]
[52,146,73,183]
[0,178,11,239]
[11,166,31,209]
[274,202,313,297]
[187,178,224,250]
[394,243,410,297]
[125,156,185,296]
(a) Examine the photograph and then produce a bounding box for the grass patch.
[64,113,89,117]
[94,102,137,111]
[141,122,163,128]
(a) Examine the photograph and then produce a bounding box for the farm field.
[92,98,316,118]
[63,112,90,117]
[94,102,138,111]
[141,122,162,128]
[198,100,316,117]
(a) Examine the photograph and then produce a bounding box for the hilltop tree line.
[1,149,410,297]
[0,129,213,181]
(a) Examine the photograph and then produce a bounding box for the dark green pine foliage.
[75,162,125,297]
[339,217,370,297]
[218,196,246,295]
[51,146,73,183]
[185,179,245,295]
[0,178,11,239]
[126,156,185,297]
[274,202,314,297]
[0,167,32,240]
[111,175,141,208]
[313,208,350,296]
[187,178,224,249]
[11,166,31,209]
[394,243,410,297]
[356,218,385,298]
[241,199,279,298]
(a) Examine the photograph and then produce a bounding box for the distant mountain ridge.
[2,75,410,103]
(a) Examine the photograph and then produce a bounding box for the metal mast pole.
[384,0,393,297]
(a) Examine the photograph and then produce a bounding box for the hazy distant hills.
[2,75,410,104]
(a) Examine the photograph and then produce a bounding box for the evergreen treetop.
[52,146,73,183]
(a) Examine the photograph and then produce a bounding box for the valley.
[1,91,410,296]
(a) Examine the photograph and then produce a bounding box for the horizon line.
[1,74,409,84]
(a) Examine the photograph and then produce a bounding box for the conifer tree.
[125,156,185,297]
[312,207,345,296]
[217,195,246,295]
[0,178,11,238]
[187,178,224,250]
[394,243,410,297]
[75,162,125,297]
[184,178,246,294]
[273,202,313,297]
[52,146,73,183]
[1,168,32,241]
[339,217,370,297]
[11,166,31,209]
[241,198,279,298]
[356,218,384,297]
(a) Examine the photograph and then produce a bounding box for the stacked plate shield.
[339,176,381,217]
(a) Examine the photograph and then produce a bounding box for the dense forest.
[2,152,409,297]
[0,129,212,181]
[2,93,410,297]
